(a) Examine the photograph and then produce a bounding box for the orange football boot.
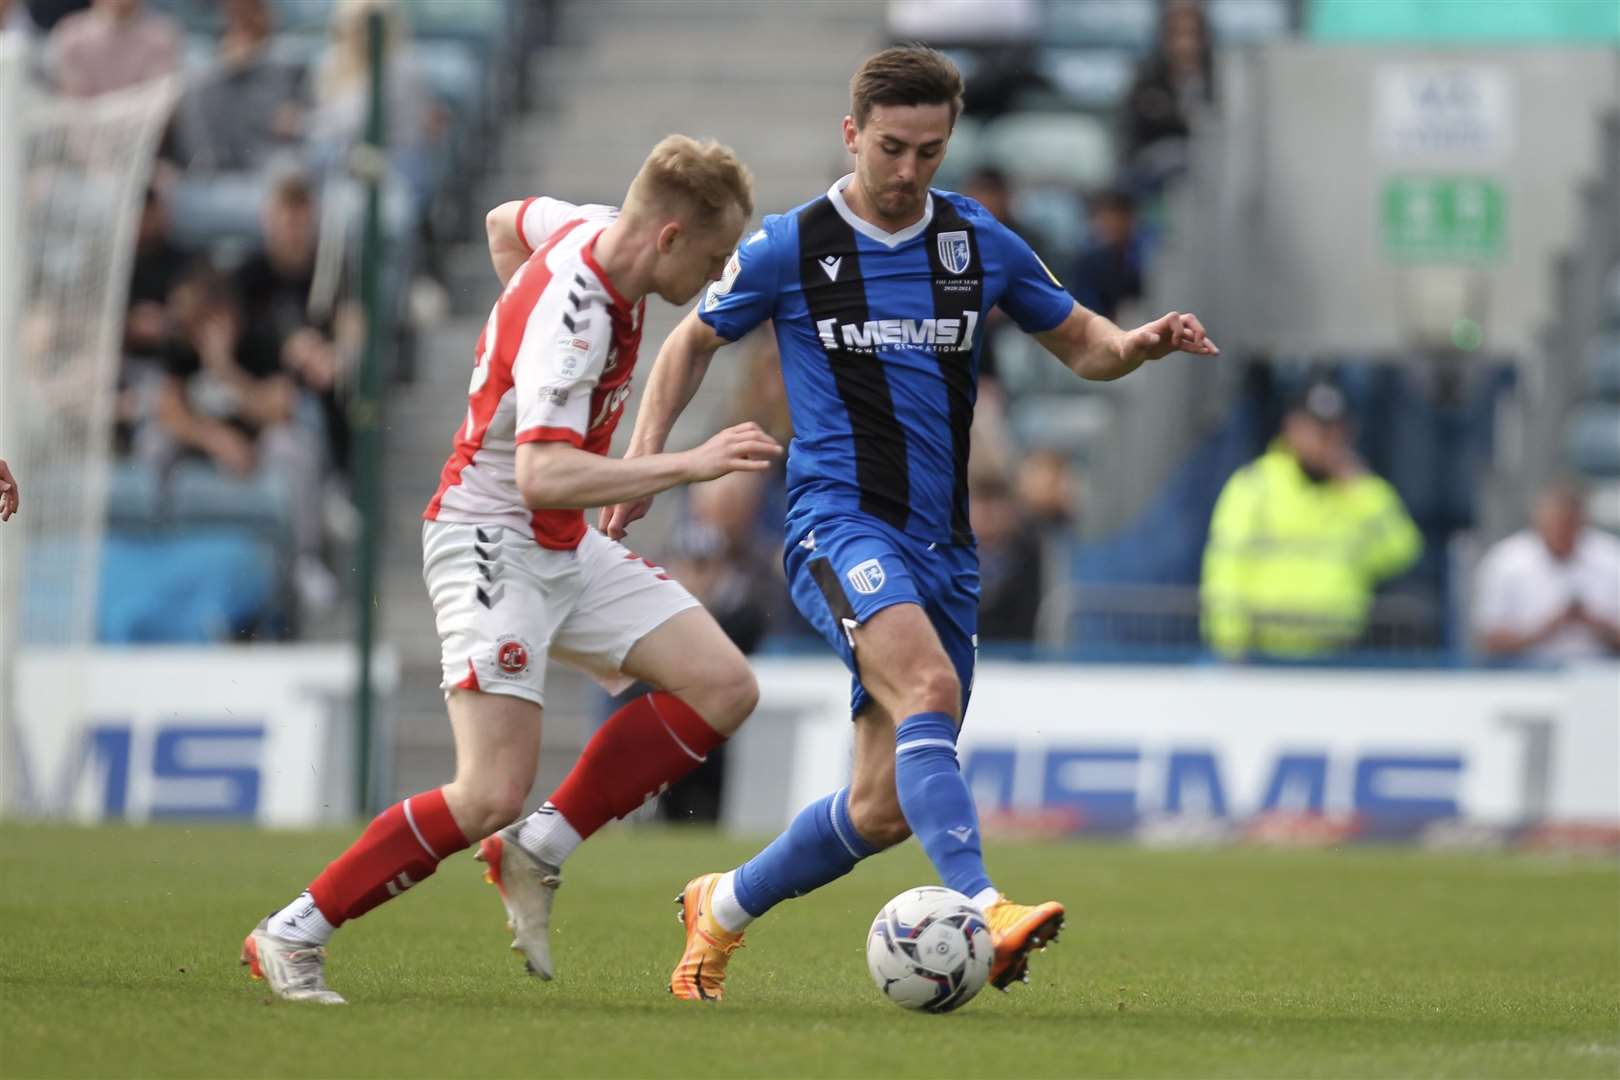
[668,872,744,1002]
[983,895,1065,989]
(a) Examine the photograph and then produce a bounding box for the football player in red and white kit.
[242,136,778,1004]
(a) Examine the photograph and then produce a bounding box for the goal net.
[0,37,178,813]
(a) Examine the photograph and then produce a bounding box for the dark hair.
[269,169,316,210]
[1090,189,1136,217]
[850,45,964,129]
[173,262,239,316]
[964,166,1010,192]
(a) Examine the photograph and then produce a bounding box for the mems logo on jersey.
[815,312,980,354]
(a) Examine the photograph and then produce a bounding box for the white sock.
[517,802,582,868]
[267,891,336,946]
[709,869,754,934]
[970,887,1000,911]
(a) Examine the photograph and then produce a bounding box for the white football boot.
[476,825,561,979]
[240,918,346,1004]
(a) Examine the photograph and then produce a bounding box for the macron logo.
[818,256,842,282]
[947,826,975,844]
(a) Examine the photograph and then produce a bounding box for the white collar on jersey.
[827,173,934,249]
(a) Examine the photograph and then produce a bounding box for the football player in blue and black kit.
[602,46,1219,1002]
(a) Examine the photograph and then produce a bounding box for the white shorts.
[422,520,701,707]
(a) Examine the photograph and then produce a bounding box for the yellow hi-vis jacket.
[1200,442,1422,658]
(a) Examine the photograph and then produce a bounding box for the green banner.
[1311,0,1620,42]
[1382,175,1505,261]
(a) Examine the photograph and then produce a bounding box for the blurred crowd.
[652,0,1619,669]
[10,0,1615,664]
[9,0,543,638]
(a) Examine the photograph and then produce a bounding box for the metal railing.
[1035,581,1445,659]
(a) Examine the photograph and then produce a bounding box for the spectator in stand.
[1,0,41,46]
[143,265,336,612]
[1474,481,1620,661]
[971,473,1044,642]
[47,0,179,97]
[962,165,1051,263]
[147,265,291,477]
[652,474,780,824]
[22,0,85,33]
[235,169,357,475]
[686,469,779,601]
[170,0,306,173]
[1120,0,1212,184]
[125,184,187,363]
[309,0,437,214]
[1069,189,1143,322]
[960,167,1047,387]
[118,184,189,453]
[722,329,793,536]
[1201,382,1421,659]
[1016,446,1080,536]
[729,328,792,446]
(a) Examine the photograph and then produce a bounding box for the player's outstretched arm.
[599,309,732,538]
[0,458,18,522]
[1036,303,1219,382]
[485,200,531,286]
[519,421,780,511]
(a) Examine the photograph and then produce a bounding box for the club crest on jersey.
[847,558,886,595]
[495,636,532,677]
[937,230,971,275]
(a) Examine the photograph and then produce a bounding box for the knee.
[901,660,959,719]
[443,780,527,841]
[679,658,758,737]
[848,790,911,850]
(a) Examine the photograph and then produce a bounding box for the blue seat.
[1038,47,1135,111]
[1009,395,1115,459]
[983,113,1115,190]
[97,529,278,643]
[1584,333,1620,401]
[1566,404,1620,477]
[1042,0,1156,51]
[1207,0,1291,42]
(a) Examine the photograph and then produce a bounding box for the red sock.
[307,788,470,926]
[549,691,726,839]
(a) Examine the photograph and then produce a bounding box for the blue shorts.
[784,508,979,718]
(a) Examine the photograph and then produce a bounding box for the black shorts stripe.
[925,202,983,546]
[797,198,911,532]
[809,555,857,626]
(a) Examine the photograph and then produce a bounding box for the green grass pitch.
[1,823,1615,1078]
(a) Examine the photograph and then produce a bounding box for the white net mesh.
[0,39,178,804]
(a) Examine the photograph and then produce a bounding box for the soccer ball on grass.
[866,886,992,1012]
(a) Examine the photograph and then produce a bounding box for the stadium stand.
[20,0,552,643]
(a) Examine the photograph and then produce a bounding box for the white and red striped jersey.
[424,196,647,550]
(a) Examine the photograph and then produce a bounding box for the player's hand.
[600,497,653,541]
[0,458,18,522]
[1121,311,1219,364]
[683,422,782,484]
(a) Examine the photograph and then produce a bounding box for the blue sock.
[732,787,877,918]
[894,712,994,898]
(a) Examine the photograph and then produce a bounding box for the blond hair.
[625,135,754,228]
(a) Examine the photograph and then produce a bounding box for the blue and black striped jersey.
[700,175,1073,545]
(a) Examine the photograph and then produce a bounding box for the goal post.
[0,40,178,815]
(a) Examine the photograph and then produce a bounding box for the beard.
[875,185,920,219]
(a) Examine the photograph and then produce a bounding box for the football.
[865,886,993,1013]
